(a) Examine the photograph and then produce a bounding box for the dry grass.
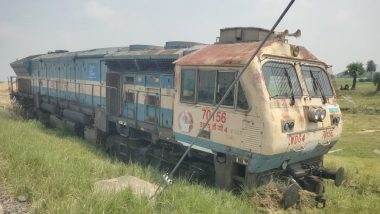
[0,81,10,109]
[248,180,316,213]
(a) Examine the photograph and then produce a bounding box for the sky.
[0,0,379,80]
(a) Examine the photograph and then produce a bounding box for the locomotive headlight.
[282,120,295,133]
[283,123,290,132]
[331,116,341,126]
[308,107,326,123]
[318,109,327,122]
[308,107,319,123]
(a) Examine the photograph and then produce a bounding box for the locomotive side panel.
[173,65,262,157]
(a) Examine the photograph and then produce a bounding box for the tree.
[373,72,380,92]
[366,60,377,80]
[346,62,365,90]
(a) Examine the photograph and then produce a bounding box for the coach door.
[145,90,160,124]
[122,74,137,121]
[144,74,161,125]
[106,72,121,115]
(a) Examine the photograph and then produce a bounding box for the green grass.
[321,113,380,213]
[1,112,379,213]
[0,113,253,213]
[334,79,380,112]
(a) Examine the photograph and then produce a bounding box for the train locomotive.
[9,27,344,207]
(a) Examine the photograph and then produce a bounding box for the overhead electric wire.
[150,0,296,199]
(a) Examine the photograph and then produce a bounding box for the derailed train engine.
[10,27,344,207]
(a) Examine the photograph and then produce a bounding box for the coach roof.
[106,45,205,60]
[31,47,127,62]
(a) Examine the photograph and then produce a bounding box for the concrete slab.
[94,176,158,198]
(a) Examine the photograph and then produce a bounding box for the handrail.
[9,76,118,110]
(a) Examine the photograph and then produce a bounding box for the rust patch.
[298,46,319,61]
[175,41,319,66]
[175,41,273,66]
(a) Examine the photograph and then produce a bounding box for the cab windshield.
[262,62,302,98]
[301,65,333,97]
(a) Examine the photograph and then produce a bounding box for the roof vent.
[129,45,163,51]
[48,50,69,54]
[165,41,204,49]
[218,27,273,44]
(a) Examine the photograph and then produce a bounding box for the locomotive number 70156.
[201,108,227,123]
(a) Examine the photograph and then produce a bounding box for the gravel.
[0,182,29,214]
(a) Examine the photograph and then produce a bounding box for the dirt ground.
[0,182,30,214]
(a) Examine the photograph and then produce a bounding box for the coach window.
[198,70,216,104]
[125,76,134,84]
[180,69,196,103]
[216,71,235,106]
[146,94,159,106]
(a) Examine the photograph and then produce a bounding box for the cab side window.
[198,70,216,104]
[216,71,235,106]
[180,69,249,110]
[180,69,196,103]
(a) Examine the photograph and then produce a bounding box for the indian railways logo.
[178,111,193,133]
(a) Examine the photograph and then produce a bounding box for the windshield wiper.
[310,71,327,104]
[284,68,295,106]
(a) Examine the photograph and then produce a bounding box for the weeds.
[5,96,25,120]
[0,116,253,213]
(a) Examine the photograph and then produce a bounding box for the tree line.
[345,60,380,91]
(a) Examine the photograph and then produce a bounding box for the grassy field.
[0,81,379,213]
[333,79,380,113]
[0,114,254,213]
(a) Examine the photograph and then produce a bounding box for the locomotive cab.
[173,27,344,203]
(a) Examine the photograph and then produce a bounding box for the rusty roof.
[175,41,320,66]
[297,46,319,61]
[175,42,267,66]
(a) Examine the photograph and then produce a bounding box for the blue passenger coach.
[29,48,124,110]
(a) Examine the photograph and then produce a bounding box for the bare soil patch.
[0,182,30,214]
